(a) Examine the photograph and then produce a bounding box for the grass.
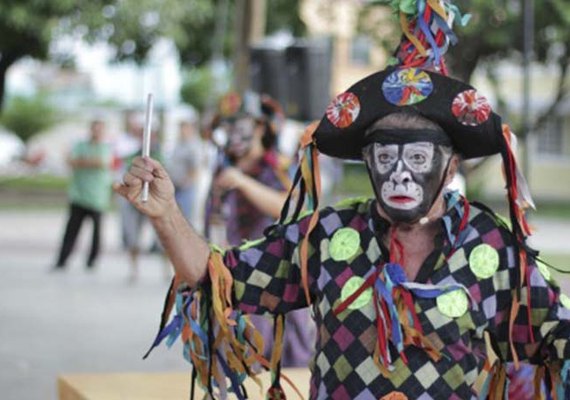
[540,253,570,273]
[337,162,372,196]
[0,174,69,210]
[0,174,68,190]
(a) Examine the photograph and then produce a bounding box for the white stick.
[141,93,154,202]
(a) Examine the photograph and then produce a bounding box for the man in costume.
[115,1,570,398]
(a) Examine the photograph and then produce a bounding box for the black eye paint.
[364,143,451,224]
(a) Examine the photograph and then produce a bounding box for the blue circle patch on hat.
[382,68,434,106]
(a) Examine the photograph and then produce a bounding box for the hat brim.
[314,67,503,160]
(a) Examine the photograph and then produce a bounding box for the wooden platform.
[58,369,311,399]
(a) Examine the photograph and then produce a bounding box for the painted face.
[363,141,450,223]
[222,117,256,159]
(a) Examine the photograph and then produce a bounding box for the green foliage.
[0,95,59,143]
[266,0,305,36]
[180,67,216,113]
[0,174,68,190]
[339,162,372,197]
[358,0,570,82]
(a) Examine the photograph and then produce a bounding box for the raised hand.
[113,156,177,219]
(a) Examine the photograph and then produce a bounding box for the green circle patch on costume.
[330,227,360,261]
[436,289,469,318]
[451,89,492,126]
[560,294,570,310]
[469,244,499,279]
[536,260,552,282]
[382,68,433,106]
[341,276,372,310]
[325,92,361,128]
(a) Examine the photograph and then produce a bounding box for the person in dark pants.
[54,119,113,269]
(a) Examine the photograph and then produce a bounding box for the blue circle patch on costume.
[382,68,434,106]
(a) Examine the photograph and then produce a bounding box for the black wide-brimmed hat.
[313,66,502,160]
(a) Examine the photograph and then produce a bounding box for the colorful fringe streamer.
[387,0,471,74]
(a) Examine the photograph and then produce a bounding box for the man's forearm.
[151,205,210,287]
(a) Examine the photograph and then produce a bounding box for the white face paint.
[364,141,446,222]
[372,142,434,175]
[223,117,256,159]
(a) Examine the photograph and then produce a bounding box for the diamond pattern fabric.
[165,192,570,398]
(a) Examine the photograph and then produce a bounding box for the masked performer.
[115,2,570,398]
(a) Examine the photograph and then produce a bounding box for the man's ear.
[444,154,460,186]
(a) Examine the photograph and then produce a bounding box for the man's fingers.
[123,171,143,187]
[132,156,168,179]
[129,164,155,182]
[142,156,169,179]
[113,182,134,199]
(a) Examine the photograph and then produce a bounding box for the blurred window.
[350,36,372,66]
[537,116,565,156]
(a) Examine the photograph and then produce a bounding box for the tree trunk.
[0,52,20,115]
[0,62,8,114]
[233,0,267,94]
[446,45,481,83]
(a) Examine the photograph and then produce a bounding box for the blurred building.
[469,63,570,203]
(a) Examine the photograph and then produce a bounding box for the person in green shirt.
[54,118,113,269]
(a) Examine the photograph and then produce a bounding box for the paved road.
[0,209,568,400]
[0,210,188,400]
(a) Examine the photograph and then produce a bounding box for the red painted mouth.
[389,195,415,203]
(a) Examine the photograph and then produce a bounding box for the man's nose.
[390,161,412,186]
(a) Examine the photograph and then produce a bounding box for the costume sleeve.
[145,211,321,397]
[222,213,320,315]
[483,223,570,397]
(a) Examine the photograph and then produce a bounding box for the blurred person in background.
[114,111,164,281]
[204,91,316,367]
[166,119,201,226]
[53,118,112,270]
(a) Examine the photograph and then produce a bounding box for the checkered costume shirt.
[166,192,570,399]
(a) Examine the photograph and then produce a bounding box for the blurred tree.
[173,0,305,109]
[180,67,215,113]
[0,0,217,112]
[0,0,88,112]
[0,0,305,112]
[358,0,570,133]
[0,94,59,143]
[172,0,305,67]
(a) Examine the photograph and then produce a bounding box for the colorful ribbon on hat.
[388,0,471,74]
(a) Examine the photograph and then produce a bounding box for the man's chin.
[379,205,426,225]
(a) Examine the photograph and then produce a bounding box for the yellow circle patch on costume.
[536,260,552,282]
[469,244,499,279]
[330,227,360,261]
[437,289,469,318]
[381,391,408,400]
[560,294,570,310]
[341,276,372,310]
